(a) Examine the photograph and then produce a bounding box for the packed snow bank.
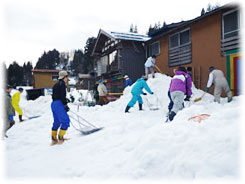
[3,73,241,181]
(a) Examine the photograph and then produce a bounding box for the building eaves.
[147,3,238,43]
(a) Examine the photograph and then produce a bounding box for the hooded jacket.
[131,78,153,95]
[170,70,192,95]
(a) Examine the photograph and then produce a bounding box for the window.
[52,75,58,81]
[169,28,190,49]
[170,33,178,48]
[222,9,240,39]
[146,41,160,57]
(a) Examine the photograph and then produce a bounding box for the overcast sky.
[0,0,239,66]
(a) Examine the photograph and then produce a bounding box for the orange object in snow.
[188,114,211,123]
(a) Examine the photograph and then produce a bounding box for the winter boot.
[228,96,233,103]
[169,111,176,121]
[125,105,131,113]
[139,104,143,110]
[58,129,66,144]
[227,91,233,102]
[19,115,24,122]
[51,130,58,145]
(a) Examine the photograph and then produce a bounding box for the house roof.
[32,69,61,73]
[32,69,70,74]
[100,29,150,42]
[92,29,150,56]
[147,3,238,43]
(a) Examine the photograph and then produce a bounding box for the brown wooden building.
[146,4,241,95]
[92,29,151,97]
[32,69,69,89]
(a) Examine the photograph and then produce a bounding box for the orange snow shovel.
[194,92,206,102]
[188,114,210,123]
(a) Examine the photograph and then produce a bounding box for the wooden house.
[146,4,241,95]
[76,73,96,90]
[32,69,70,89]
[92,29,150,96]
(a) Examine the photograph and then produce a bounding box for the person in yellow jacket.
[12,88,24,122]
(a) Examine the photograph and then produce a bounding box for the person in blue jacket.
[51,71,70,145]
[124,75,132,87]
[125,76,154,113]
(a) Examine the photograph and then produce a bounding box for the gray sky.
[1,0,236,66]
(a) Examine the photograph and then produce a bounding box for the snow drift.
[3,73,241,181]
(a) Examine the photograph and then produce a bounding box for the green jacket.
[6,92,15,119]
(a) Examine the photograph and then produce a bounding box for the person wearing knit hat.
[124,75,132,87]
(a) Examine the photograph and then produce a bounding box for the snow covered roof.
[103,30,151,42]
[92,29,150,56]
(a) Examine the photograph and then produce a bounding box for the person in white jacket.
[144,55,156,79]
[206,66,232,103]
[97,80,109,105]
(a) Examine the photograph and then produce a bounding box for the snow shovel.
[194,92,206,102]
[145,94,160,110]
[69,110,103,135]
[155,65,163,74]
[22,107,41,120]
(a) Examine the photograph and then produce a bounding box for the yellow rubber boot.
[58,129,66,143]
[51,130,58,145]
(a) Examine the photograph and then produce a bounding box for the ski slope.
[2,73,242,181]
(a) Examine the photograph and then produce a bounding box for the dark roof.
[32,69,70,73]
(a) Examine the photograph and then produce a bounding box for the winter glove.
[206,87,210,92]
[142,92,147,95]
[9,114,14,121]
[184,96,190,101]
[66,98,71,103]
[64,105,70,112]
[151,92,154,95]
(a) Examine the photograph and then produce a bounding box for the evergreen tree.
[35,49,60,69]
[83,37,97,73]
[7,62,24,87]
[201,8,205,15]
[163,21,167,27]
[130,24,134,32]
[72,50,84,73]
[134,25,138,33]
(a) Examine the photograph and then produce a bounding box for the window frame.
[146,41,160,57]
[52,75,59,81]
[222,8,240,40]
[169,28,191,49]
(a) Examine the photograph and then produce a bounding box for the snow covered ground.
[1,73,243,183]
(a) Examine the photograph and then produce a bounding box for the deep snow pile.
[3,73,241,181]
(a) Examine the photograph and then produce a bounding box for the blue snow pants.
[51,100,70,130]
[168,90,174,112]
[127,92,143,107]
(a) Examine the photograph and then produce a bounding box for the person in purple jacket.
[168,66,192,121]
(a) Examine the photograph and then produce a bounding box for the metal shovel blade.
[81,127,103,135]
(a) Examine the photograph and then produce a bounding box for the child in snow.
[124,75,132,87]
[97,80,109,105]
[4,85,15,138]
[168,66,192,121]
[51,71,70,145]
[125,76,154,113]
[206,66,232,103]
[12,88,24,122]
[144,55,156,79]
